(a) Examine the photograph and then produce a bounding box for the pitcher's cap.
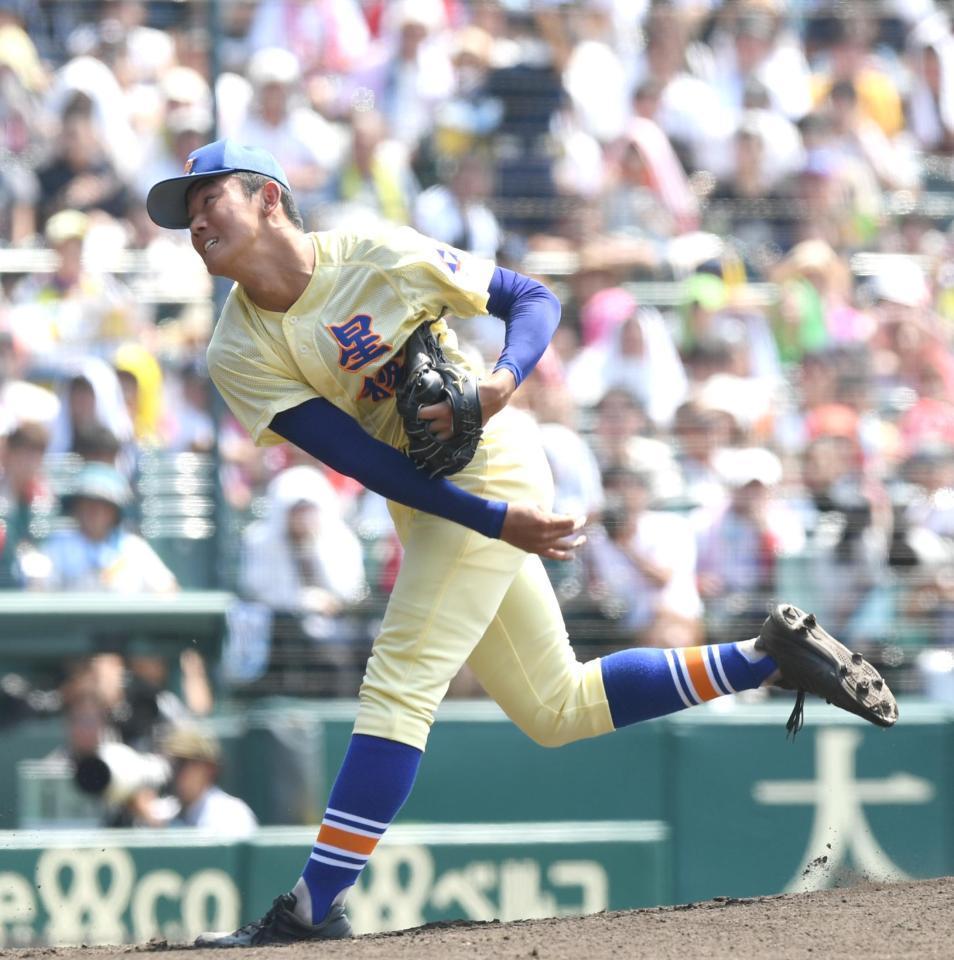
[147,138,290,230]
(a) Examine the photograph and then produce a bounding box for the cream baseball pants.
[354,409,615,751]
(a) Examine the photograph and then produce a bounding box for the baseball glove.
[395,321,483,479]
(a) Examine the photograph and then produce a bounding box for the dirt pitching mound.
[9,876,953,960]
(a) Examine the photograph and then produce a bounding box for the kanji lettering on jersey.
[330,315,392,372]
[438,248,460,274]
[359,359,403,402]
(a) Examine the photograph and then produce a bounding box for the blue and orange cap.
[146,138,290,230]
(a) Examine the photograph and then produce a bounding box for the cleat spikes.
[756,603,898,733]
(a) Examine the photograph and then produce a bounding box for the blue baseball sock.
[600,639,778,729]
[298,734,422,923]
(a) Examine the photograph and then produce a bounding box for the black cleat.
[194,892,352,947]
[756,603,899,737]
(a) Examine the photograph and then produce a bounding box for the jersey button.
[299,345,307,354]
[287,315,297,324]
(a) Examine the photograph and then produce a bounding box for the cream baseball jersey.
[207,226,496,449]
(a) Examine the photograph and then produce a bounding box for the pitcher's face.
[187,176,261,278]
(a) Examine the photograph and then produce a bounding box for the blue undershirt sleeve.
[270,398,508,539]
[485,266,561,387]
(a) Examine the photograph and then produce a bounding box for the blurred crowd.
[2,0,954,708]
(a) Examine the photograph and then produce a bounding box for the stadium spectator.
[768,268,832,366]
[324,108,416,229]
[903,445,954,543]
[789,434,893,641]
[586,387,681,501]
[482,8,563,235]
[0,421,53,587]
[707,115,795,260]
[64,650,211,753]
[566,287,688,427]
[705,2,812,123]
[72,422,122,466]
[825,77,919,191]
[0,330,59,435]
[696,447,805,643]
[672,401,732,515]
[515,367,605,522]
[98,0,175,87]
[166,358,215,454]
[630,3,727,173]
[113,342,165,447]
[350,0,454,152]
[906,13,954,152]
[35,91,132,231]
[54,654,215,826]
[898,363,954,455]
[678,271,731,353]
[137,104,213,207]
[10,209,143,357]
[47,357,136,474]
[770,240,871,352]
[0,20,48,245]
[31,461,177,592]
[677,277,781,424]
[737,79,807,184]
[57,681,132,825]
[584,466,702,648]
[430,25,501,160]
[238,465,368,696]
[155,726,257,835]
[237,46,345,226]
[868,255,954,406]
[810,12,904,137]
[602,118,700,241]
[413,152,500,259]
[157,64,213,119]
[245,0,370,77]
[794,134,883,251]
[555,1,630,143]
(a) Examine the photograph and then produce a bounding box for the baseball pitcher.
[147,141,897,946]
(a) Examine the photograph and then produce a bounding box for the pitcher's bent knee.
[517,713,597,748]
[504,659,616,748]
[516,693,616,748]
[522,722,579,749]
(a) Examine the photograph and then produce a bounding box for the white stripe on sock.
[665,649,694,708]
[711,645,737,695]
[324,807,389,831]
[313,842,370,862]
[702,645,729,698]
[309,852,364,871]
[320,819,383,840]
[676,651,703,704]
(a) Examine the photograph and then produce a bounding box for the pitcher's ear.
[261,179,282,214]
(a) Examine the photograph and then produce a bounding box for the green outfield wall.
[0,821,670,945]
[667,703,951,902]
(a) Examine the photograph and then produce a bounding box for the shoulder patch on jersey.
[329,314,392,372]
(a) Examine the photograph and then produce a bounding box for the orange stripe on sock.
[684,646,720,702]
[317,824,379,856]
